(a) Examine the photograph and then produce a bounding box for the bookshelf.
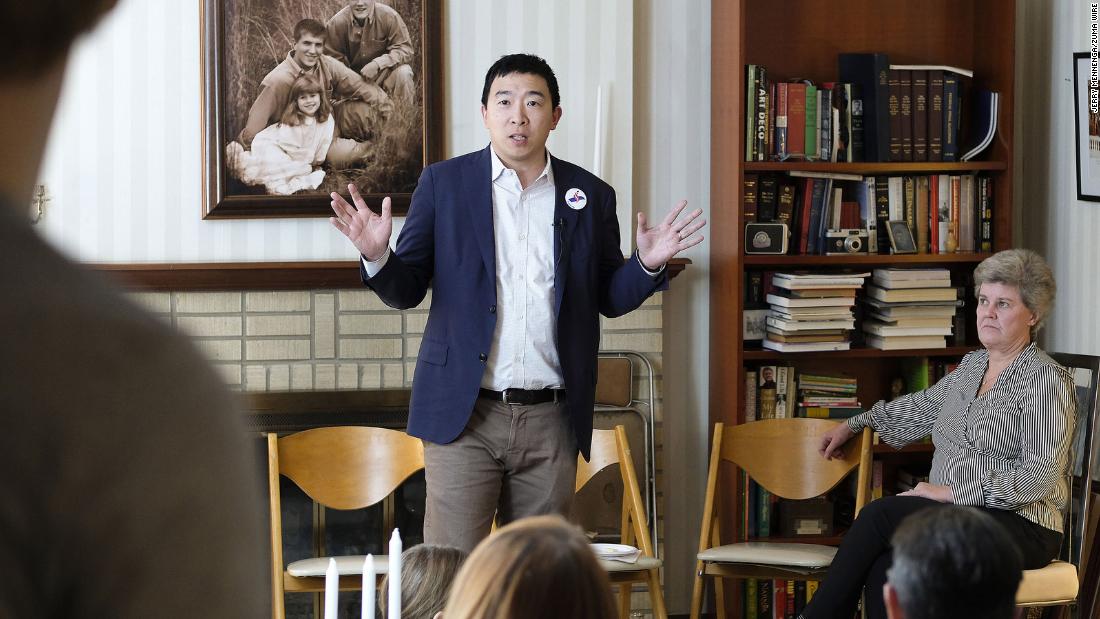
[710,1,1014,614]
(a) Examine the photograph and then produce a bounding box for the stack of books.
[861,268,957,350]
[763,272,870,352]
[797,373,862,418]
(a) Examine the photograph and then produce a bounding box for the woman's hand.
[897,482,954,503]
[819,423,856,460]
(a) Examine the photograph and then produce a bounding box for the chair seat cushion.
[599,556,663,573]
[287,554,391,578]
[1016,560,1078,605]
[698,542,837,569]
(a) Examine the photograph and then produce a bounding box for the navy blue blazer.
[363,146,668,458]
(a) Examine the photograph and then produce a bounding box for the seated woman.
[802,248,1077,619]
[378,544,466,619]
[439,515,616,619]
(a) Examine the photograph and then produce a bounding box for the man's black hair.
[481,54,560,109]
[888,506,1023,619]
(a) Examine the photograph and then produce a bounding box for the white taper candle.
[324,557,339,619]
[387,529,402,619]
[362,554,375,619]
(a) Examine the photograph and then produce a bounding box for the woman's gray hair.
[973,248,1056,338]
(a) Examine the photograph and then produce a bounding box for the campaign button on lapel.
[565,188,587,210]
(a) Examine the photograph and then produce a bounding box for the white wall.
[37,0,633,262]
[634,0,710,612]
[1017,0,1100,354]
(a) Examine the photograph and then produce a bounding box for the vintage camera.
[825,229,868,255]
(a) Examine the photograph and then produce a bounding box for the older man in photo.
[325,0,415,105]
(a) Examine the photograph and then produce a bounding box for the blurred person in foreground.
[884,506,1023,619]
[802,248,1075,619]
[0,1,266,616]
[439,515,616,619]
[378,544,466,619]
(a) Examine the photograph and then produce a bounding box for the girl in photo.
[227,73,335,195]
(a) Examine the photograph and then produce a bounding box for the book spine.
[979,175,994,252]
[787,82,806,159]
[888,69,903,161]
[903,175,916,235]
[874,176,891,254]
[937,175,950,252]
[913,70,929,161]
[767,79,776,159]
[757,175,778,222]
[775,82,789,160]
[805,84,818,161]
[928,70,944,160]
[899,69,913,161]
[744,370,758,422]
[949,175,961,251]
[746,579,759,619]
[786,580,796,619]
[746,64,757,160]
[776,182,796,231]
[798,177,815,254]
[755,66,769,161]
[929,174,939,253]
[961,174,976,251]
[806,580,819,604]
[758,577,772,617]
[943,71,959,161]
[806,179,826,255]
[863,177,878,252]
[838,53,889,161]
[743,173,759,223]
[819,87,833,161]
[849,83,865,162]
[774,366,790,418]
[916,175,930,254]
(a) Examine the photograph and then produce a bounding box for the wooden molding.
[94,258,690,291]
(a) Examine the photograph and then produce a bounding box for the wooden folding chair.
[690,419,872,619]
[1015,352,1100,615]
[579,425,668,619]
[267,426,424,619]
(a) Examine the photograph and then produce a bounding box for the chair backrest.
[1048,352,1100,572]
[272,426,425,510]
[595,356,633,407]
[719,419,872,506]
[575,426,656,557]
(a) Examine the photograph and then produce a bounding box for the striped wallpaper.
[36,0,633,262]
[1017,0,1100,356]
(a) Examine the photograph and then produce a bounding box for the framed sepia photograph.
[1074,52,1100,202]
[886,220,917,254]
[202,0,442,219]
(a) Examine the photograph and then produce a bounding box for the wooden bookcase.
[709,0,1015,614]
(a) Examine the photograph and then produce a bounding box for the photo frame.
[1074,52,1100,202]
[886,220,917,254]
[201,0,442,219]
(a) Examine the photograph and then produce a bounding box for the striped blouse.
[846,343,1077,532]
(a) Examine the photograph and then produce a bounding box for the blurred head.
[442,515,616,619]
[973,249,1055,345]
[292,19,326,68]
[378,544,467,619]
[884,506,1022,619]
[281,73,331,124]
[480,54,562,172]
[1,0,117,77]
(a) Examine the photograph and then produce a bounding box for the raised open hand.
[330,184,392,261]
[636,199,706,270]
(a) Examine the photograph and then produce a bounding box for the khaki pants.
[422,395,577,553]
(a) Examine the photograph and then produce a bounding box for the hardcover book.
[838,53,890,162]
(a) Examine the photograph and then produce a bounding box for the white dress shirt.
[364,148,564,390]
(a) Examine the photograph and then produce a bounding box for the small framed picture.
[886,220,917,254]
[743,308,769,342]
